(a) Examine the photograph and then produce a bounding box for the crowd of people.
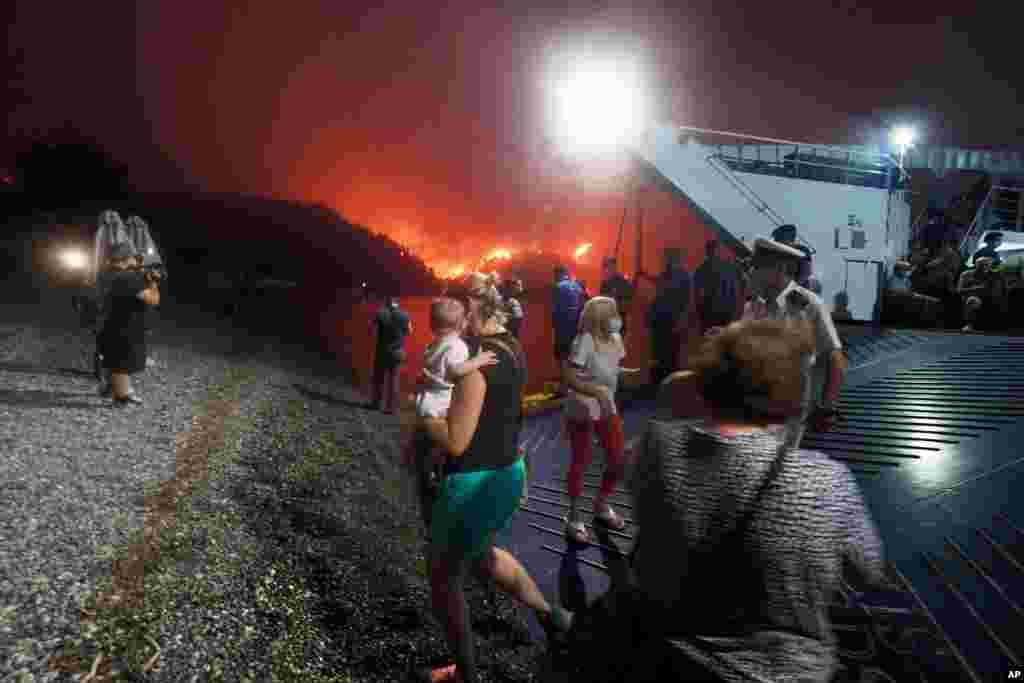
[885,230,1024,332]
[364,234,872,682]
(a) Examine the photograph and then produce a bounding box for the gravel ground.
[0,277,546,683]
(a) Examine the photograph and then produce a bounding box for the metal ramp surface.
[497,329,1024,680]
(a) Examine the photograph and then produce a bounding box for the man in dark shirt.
[599,256,634,335]
[370,296,411,413]
[972,232,1003,268]
[643,248,691,386]
[693,240,741,335]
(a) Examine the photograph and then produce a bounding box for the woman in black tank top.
[416,274,572,683]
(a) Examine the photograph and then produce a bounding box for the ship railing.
[676,125,902,190]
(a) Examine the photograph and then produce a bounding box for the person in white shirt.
[403,298,497,527]
[740,238,847,449]
[561,296,642,544]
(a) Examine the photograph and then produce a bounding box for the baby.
[403,297,496,525]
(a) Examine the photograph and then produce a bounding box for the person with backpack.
[551,264,587,393]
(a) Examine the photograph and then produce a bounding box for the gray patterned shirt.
[630,419,888,682]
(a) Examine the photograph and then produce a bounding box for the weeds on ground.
[54,373,360,682]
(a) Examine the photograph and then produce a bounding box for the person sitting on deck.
[958,256,1007,332]
[883,260,942,327]
[971,231,1004,268]
[568,318,892,682]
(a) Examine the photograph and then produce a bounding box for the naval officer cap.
[753,237,806,261]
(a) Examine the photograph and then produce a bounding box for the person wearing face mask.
[561,296,642,544]
[739,238,846,448]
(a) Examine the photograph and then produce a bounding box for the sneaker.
[961,324,974,333]
[114,393,144,406]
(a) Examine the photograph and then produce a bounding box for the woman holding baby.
[413,273,573,683]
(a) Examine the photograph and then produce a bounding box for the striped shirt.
[630,420,888,682]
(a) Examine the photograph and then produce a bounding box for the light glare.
[891,126,916,149]
[61,249,87,270]
[549,56,650,153]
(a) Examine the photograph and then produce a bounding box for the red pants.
[566,415,627,502]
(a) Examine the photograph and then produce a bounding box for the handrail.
[960,184,1024,257]
[908,207,929,245]
[705,153,786,229]
[676,124,892,168]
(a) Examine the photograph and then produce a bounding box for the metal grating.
[920,511,1024,672]
[523,455,981,681]
[840,330,934,369]
[805,339,1024,474]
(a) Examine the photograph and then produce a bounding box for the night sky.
[5,1,1022,269]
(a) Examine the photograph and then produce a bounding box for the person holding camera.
[97,242,161,404]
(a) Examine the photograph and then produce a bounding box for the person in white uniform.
[740,238,847,448]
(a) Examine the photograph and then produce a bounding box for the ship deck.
[503,326,1024,680]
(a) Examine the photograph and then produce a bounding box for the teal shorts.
[430,458,526,562]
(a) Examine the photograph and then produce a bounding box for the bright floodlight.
[60,249,88,270]
[891,126,916,150]
[549,56,650,152]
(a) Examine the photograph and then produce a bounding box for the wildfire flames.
[428,242,595,280]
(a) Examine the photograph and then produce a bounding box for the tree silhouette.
[14,132,129,208]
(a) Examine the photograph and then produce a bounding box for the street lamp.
[890,126,916,169]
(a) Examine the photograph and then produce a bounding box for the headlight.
[60,249,88,270]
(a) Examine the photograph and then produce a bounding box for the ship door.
[842,258,883,321]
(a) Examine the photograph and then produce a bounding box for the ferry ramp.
[500,327,1024,681]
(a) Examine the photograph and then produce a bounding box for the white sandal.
[564,518,591,545]
[593,504,625,530]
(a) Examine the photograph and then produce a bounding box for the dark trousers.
[371,358,402,412]
[649,322,680,387]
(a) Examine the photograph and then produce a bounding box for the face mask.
[607,317,623,334]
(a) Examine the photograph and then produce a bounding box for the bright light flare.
[891,126,916,150]
[547,53,651,153]
[60,249,88,270]
[574,243,593,261]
